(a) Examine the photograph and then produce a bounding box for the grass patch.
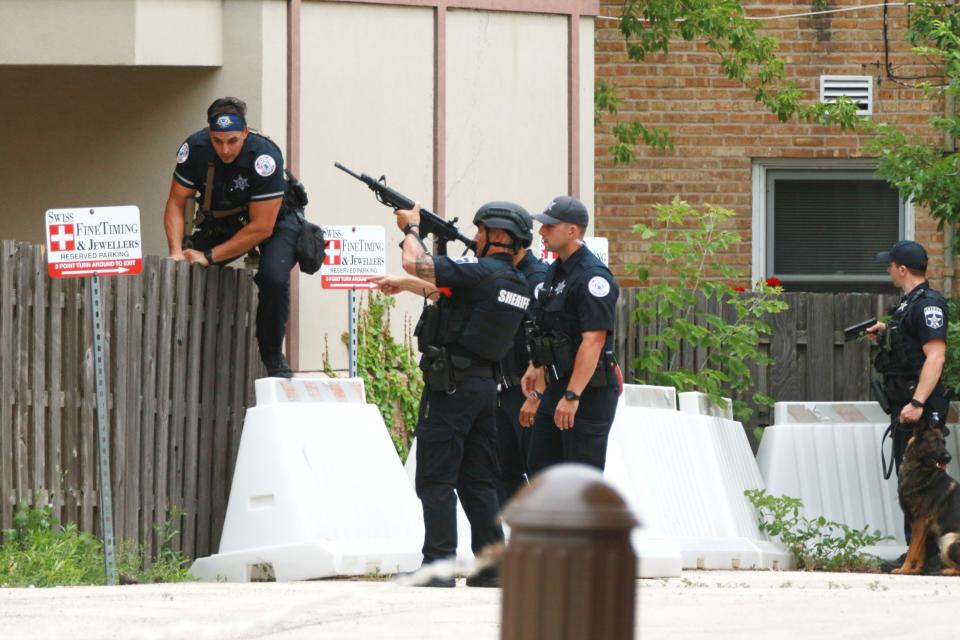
[0,502,193,587]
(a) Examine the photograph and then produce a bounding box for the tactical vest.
[416,258,530,365]
[538,263,616,353]
[875,285,930,380]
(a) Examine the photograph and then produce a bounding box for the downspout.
[286,0,302,370]
[944,92,956,299]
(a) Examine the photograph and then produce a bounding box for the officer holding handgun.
[867,240,949,572]
[372,201,532,588]
[163,96,304,378]
[520,196,621,474]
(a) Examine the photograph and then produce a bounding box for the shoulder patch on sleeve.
[254,154,277,177]
[588,275,611,298]
[177,142,189,164]
[924,305,945,329]
[452,256,478,264]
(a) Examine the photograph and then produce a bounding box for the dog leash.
[881,422,895,480]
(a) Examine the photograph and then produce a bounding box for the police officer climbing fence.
[163,96,306,378]
[372,201,532,588]
[520,196,622,475]
[867,240,949,574]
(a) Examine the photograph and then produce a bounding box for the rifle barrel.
[334,162,363,180]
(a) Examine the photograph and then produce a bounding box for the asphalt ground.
[1,570,958,639]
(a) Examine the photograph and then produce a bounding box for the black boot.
[260,347,293,379]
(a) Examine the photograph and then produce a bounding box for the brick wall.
[595,0,951,291]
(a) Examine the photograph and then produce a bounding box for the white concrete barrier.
[605,386,790,574]
[190,377,424,582]
[757,401,960,561]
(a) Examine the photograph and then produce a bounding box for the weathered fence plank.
[0,241,15,529]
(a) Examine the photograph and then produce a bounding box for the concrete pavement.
[1,571,959,639]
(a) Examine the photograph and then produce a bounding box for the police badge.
[924,305,944,329]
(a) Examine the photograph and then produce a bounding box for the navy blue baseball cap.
[876,240,928,270]
[532,196,589,226]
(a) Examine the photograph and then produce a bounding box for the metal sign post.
[348,288,358,378]
[89,274,117,585]
[45,205,142,586]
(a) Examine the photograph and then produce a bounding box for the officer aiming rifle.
[335,163,476,256]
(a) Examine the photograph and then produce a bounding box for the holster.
[422,346,455,393]
[587,350,620,388]
[871,379,892,415]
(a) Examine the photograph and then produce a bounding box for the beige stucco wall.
[0,0,221,66]
[445,9,568,227]
[0,0,281,256]
[579,16,595,229]
[298,1,435,372]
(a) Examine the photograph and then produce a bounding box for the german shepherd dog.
[893,419,960,575]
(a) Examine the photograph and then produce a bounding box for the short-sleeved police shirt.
[172,129,286,211]
[433,253,515,289]
[895,281,948,345]
[540,244,619,348]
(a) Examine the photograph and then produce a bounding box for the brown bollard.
[500,464,638,640]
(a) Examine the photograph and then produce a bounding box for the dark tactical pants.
[527,378,619,475]
[495,385,531,507]
[891,395,949,555]
[187,211,301,352]
[415,376,505,564]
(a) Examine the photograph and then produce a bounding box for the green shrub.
[0,502,192,587]
[745,489,892,572]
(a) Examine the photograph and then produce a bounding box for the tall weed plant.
[0,502,192,587]
[630,198,788,421]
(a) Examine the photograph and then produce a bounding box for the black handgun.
[843,318,878,342]
[335,162,476,256]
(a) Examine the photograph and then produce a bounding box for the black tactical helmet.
[473,201,534,248]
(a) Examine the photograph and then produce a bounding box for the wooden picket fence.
[0,240,264,561]
[614,290,900,430]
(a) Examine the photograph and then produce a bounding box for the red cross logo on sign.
[324,239,342,265]
[539,247,558,262]
[49,224,76,252]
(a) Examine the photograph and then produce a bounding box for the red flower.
[733,286,746,293]
[766,277,782,287]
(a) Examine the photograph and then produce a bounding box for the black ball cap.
[532,196,589,226]
[876,240,928,270]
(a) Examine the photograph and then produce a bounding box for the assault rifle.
[335,162,476,256]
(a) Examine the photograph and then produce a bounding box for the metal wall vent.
[820,75,873,115]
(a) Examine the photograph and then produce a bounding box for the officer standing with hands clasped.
[163,96,304,378]
[520,196,621,474]
[867,240,949,573]
[371,201,532,588]
[494,208,548,505]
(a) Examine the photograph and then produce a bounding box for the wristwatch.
[909,398,924,409]
[203,248,215,265]
[564,390,581,402]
